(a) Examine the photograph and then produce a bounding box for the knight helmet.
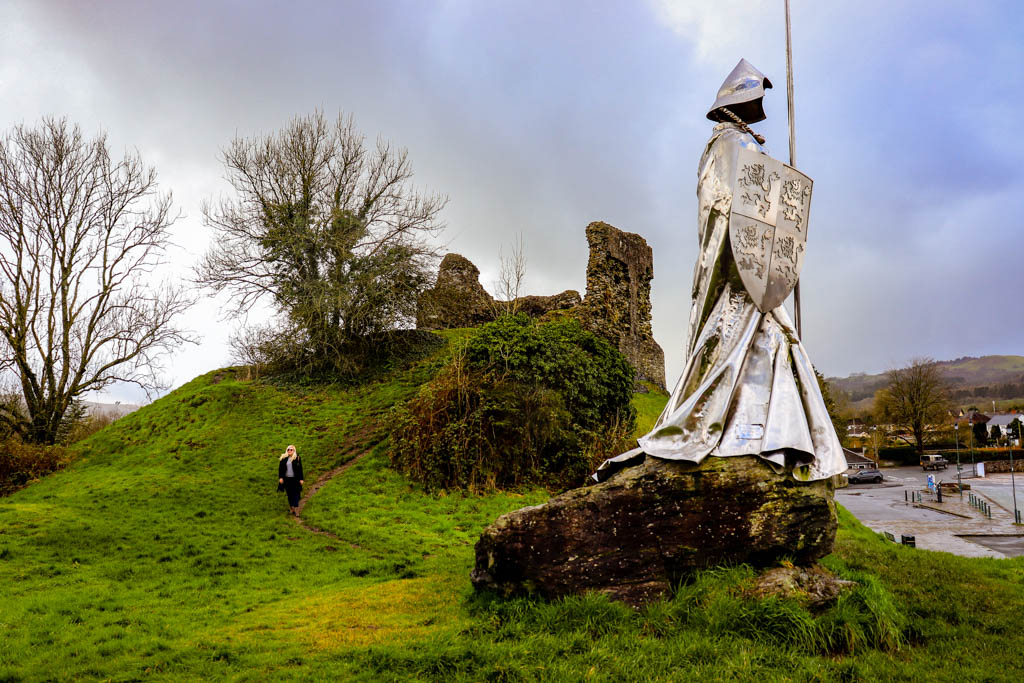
[706,58,773,124]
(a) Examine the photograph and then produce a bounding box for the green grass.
[1,344,1023,681]
[631,383,669,439]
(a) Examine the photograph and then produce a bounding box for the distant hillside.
[82,400,140,418]
[828,355,1024,414]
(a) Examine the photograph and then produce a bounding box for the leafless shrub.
[490,234,526,317]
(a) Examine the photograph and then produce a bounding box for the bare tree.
[877,357,951,454]
[0,118,193,444]
[196,111,446,374]
[491,234,527,317]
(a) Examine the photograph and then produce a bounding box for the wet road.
[836,466,1024,558]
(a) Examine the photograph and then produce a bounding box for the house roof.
[843,448,874,465]
[986,414,1021,428]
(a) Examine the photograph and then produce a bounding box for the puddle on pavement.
[957,535,1024,557]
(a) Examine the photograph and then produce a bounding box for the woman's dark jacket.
[278,456,304,481]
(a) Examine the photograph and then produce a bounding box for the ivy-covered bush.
[389,314,636,491]
[0,438,69,496]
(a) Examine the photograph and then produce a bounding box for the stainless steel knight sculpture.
[596,59,846,482]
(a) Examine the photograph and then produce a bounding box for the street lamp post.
[1013,421,1020,524]
[872,426,878,464]
[969,416,975,469]
[955,422,962,497]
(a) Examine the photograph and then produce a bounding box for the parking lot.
[836,465,1024,558]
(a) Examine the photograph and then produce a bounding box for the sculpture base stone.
[471,455,837,607]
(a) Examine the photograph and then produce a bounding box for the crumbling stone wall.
[574,222,666,389]
[513,291,581,318]
[417,222,666,390]
[417,253,581,330]
[416,253,494,330]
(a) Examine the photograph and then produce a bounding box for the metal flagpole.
[785,0,802,337]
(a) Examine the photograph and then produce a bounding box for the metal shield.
[729,147,813,312]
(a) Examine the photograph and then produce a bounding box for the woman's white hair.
[279,444,298,461]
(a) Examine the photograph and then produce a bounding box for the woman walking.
[278,444,304,516]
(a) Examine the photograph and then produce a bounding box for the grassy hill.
[2,339,1024,680]
[829,355,1024,413]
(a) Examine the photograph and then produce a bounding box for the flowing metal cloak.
[597,122,846,482]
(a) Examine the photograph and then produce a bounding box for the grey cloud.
[1,0,1022,401]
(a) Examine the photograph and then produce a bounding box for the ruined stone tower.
[574,222,665,389]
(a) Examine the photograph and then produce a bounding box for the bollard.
[937,487,943,503]
[904,490,908,502]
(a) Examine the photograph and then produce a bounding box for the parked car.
[921,454,949,471]
[848,468,884,484]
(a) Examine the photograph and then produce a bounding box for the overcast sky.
[2,0,1022,403]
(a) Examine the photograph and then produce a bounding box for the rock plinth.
[471,455,837,607]
[574,222,666,389]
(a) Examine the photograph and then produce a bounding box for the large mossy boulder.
[471,454,837,607]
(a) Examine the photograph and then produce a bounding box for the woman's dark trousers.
[284,478,302,507]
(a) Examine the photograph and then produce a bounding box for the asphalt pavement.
[836,465,1024,558]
